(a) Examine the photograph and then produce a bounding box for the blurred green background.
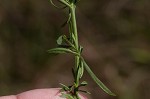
[0,0,150,99]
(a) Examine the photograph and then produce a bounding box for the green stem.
[70,3,80,99]
[70,4,78,49]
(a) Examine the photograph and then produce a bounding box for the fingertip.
[17,88,62,99]
[0,95,17,99]
[14,88,88,99]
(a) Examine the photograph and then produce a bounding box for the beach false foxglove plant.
[48,0,116,99]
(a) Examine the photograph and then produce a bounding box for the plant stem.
[70,4,78,48]
[70,3,80,98]
[50,1,116,98]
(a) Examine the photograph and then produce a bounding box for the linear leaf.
[61,13,71,27]
[78,90,91,94]
[81,58,116,96]
[48,48,79,56]
[59,0,71,7]
[76,65,81,83]
[79,60,84,78]
[60,83,70,91]
[50,0,60,8]
[80,81,88,86]
[61,93,74,99]
[62,35,75,48]
[49,0,66,9]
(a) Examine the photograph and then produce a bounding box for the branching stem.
[49,1,116,98]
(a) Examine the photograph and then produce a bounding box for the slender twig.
[49,0,116,99]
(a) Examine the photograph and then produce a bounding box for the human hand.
[0,88,87,99]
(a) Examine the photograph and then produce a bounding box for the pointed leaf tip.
[81,58,116,96]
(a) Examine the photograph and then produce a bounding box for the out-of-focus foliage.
[0,0,150,99]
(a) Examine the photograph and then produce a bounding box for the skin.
[0,88,87,99]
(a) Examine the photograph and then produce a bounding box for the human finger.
[0,88,87,99]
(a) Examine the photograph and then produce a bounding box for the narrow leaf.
[62,35,75,48]
[78,90,91,94]
[61,13,71,27]
[49,0,59,8]
[79,59,84,78]
[59,0,71,7]
[60,83,70,91]
[71,32,76,44]
[48,48,79,56]
[67,13,71,24]
[76,65,81,83]
[61,93,74,99]
[81,58,116,96]
[79,46,83,53]
[80,81,88,86]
